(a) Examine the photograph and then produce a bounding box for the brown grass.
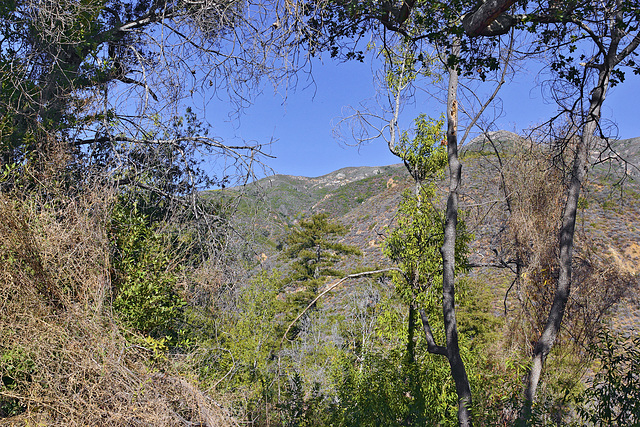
[0,188,237,426]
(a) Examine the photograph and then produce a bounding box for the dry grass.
[0,188,238,426]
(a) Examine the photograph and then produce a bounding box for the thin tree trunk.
[520,61,611,423]
[407,302,416,364]
[442,38,473,427]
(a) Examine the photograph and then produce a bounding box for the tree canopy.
[0,0,316,197]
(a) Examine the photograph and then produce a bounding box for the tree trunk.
[462,0,518,36]
[520,62,611,422]
[442,38,473,427]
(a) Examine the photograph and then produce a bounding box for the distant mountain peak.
[260,164,403,190]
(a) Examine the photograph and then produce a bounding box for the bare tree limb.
[279,268,402,348]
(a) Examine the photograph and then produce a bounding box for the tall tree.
[384,114,474,423]
[308,2,512,424]
[309,1,640,420]
[285,213,361,282]
[513,1,640,418]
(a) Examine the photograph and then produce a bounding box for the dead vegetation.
[498,141,635,356]
[0,186,237,426]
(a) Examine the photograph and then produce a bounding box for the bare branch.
[279,268,403,348]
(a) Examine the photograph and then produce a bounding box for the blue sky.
[205,56,640,180]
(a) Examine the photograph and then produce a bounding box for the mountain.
[213,132,640,335]
[232,164,407,218]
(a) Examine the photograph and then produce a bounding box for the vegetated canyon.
[2,130,639,426]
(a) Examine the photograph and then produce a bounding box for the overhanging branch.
[74,135,275,158]
[462,0,518,37]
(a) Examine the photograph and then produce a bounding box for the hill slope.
[220,132,640,333]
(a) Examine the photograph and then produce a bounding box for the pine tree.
[285,213,361,282]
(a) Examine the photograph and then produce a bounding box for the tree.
[511,1,640,419]
[0,0,312,195]
[440,39,475,426]
[285,213,361,282]
[384,114,473,425]
[310,1,640,421]
[314,3,514,423]
[385,115,448,356]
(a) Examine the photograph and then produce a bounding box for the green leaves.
[577,331,640,426]
[384,113,466,306]
[219,271,283,387]
[284,213,361,281]
[384,187,470,306]
[109,199,185,339]
[398,114,448,183]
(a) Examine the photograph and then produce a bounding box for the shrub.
[109,200,186,339]
[577,331,640,426]
[0,188,237,425]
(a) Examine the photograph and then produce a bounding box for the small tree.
[385,114,450,362]
[281,212,361,338]
[284,213,361,282]
[384,115,472,423]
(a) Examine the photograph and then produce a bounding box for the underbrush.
[0,188,237,426]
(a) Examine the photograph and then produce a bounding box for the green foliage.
[329,298,461,426]
[456,278,502,346]
[385,187,470,302]
[199,271,333,425]
[280,213,362,336]
[331,350,425,426]
[385,113,453,302]
[0,347,33,417]
[398,114,448,183]
[384,112,469,306]
[195,271,284,424]
[375,110,482,424]
[380,38,439,95]
[284,213,361,281]
[109,199,185,339]
[221,271,283,388]
[331,283,508,426]
[577,331,640,426]
[577,196,589,210]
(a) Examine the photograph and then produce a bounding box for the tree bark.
[407,302,416,364]
[442,38,473,427]
[462,0,518,36]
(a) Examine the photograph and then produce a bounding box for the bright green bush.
[109,200,185,339]
[0,347,33,417]
[329,318,459,426]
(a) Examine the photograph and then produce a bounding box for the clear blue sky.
[204,56,640,180]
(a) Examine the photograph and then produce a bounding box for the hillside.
[3,131,638,425]
[192,132,640,425]
[223,132,640,330]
